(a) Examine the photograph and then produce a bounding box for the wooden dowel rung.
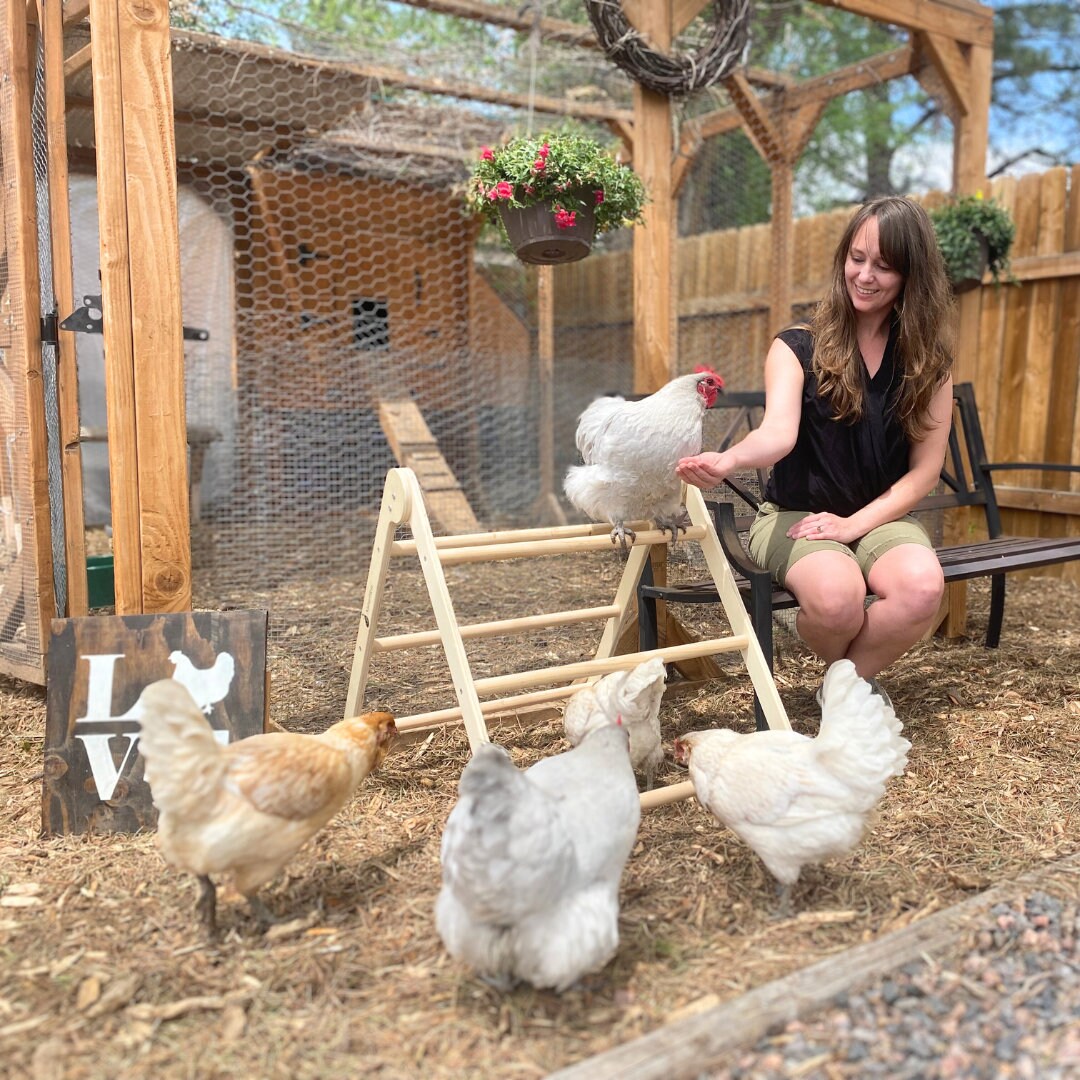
[473,637,747,697]
[392,526,708,565]
[374,604,622,652]
[640,780,696,810]
[395,685,583,731]
[392,521,622,556]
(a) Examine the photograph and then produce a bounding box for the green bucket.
[86,554,115,608]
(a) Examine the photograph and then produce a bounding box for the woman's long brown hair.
[810,196,955,440]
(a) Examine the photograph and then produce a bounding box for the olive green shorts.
[746,501,933,588]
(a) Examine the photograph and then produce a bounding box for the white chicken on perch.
[673,660,910,915]
[563,367,724,551]
[435,721,640,992]
[562,657,667,790]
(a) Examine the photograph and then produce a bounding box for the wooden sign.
[42,609,268,836]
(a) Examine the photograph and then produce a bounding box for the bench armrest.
[712,502,770,584]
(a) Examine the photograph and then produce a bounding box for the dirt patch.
[1,555,1078,1078]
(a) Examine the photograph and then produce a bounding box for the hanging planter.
[948,231,990,294]
[466,129,647,265]
[497,196,597,265]
[930,192,1016,291]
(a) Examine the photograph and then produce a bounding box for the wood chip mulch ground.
[1,558,1078,1078]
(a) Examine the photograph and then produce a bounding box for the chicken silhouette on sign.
[169,649,236,714]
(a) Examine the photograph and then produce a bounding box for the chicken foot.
[247,893,285,932]
[654,507,692,546]
[609,522,637,555]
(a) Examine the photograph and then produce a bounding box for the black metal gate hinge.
[58,294,209,341]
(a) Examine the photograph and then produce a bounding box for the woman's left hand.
[788,513,857,544]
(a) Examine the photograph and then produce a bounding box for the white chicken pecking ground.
[135,679,396,939]
[673,659,910,917]
[563,367,724,552]
[435,721,641,992]
[562,657,667,789]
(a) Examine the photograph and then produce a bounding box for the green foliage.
[929,194,1017,286]
[466,128,648,236]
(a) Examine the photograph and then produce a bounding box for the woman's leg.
[782,551,869,664]
[845,544,945,678]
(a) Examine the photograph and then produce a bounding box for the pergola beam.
[814,0,993,46]
[916,30,972,116]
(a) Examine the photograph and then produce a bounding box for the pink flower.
[554,208,577,229]
[481,146,494,160]
[524,184,535,195]
[539,143,550,158]
[594,189,605,205]
[532,159,546,173]
[492,181,513,200]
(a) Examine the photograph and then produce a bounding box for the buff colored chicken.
[436,722,640,992]
[562,657,667,789]
[564,367,724,551]
[135,679,396,937]
[673,660,909,915]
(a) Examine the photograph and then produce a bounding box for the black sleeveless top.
[763,326,910,518]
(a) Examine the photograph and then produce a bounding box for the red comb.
[694,365,725,386]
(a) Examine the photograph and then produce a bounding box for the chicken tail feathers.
[601,656,666,717]
[135,678,228,817]
[815,660,910,802]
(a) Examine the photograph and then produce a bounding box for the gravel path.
[708,890,1080,1080]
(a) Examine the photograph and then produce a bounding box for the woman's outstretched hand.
[676,452,730,490]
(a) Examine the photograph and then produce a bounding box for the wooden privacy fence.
[553,166,1080,584]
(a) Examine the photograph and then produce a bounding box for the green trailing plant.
[929,192,1017,288]
[466,128,648,241]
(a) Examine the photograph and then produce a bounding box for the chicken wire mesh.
[3,0,957,665]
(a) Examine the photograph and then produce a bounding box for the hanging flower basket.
[949,231,990,294]
[497,196,597,265]
[466,129,647,265]
[929,192,1016,291]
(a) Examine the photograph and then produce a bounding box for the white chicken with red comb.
[564,366,725,551]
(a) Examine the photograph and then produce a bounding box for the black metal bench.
[639,381,1080,684]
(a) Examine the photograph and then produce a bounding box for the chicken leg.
[609,522,637,554]
[196,874,218,940]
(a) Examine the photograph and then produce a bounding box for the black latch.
[59,294,209,341]
[40,311,59,347]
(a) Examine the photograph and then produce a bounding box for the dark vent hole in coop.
[352,298,390,351]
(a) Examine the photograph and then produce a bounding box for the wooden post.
[88,0,190,613]
[1,0,56,663]
[531,265,567,525]
[769,160,794,334]
[627,1,677,393]
[40,0,88,616]
[951,41,993,387]
[943,39,993,624]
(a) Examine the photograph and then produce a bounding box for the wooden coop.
[8,0,1068,691]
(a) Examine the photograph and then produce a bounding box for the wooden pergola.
[1,0,992,675]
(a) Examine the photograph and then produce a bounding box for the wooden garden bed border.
[549,852,1080,1079]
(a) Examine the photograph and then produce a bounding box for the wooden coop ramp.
[345,468,791,807]
[378,399,480,534]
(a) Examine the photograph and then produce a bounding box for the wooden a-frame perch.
[345,467,790,810]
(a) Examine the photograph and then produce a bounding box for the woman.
[676,196,955,705]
